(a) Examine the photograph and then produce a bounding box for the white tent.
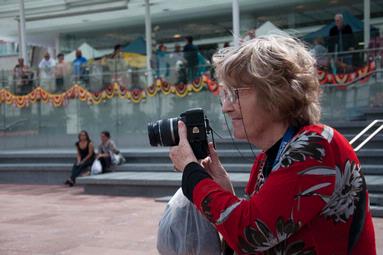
[65,42,102,62]
[255,21,288,37]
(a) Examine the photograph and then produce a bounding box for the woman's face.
[79,132,87,142]
[221,86,274,145]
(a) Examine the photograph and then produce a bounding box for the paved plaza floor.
[0,184,381,255]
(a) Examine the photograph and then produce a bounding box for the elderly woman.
[169,35,376,255]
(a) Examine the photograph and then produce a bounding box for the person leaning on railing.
[72,49,88,85]
[169,34,376,255]
[38,52,56,92]
[13,58,33,95]
[55,53,70,92]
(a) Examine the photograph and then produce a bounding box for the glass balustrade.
[0,48,382,150]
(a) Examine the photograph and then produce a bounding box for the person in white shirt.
[168,44,186,84]
[38,52,56,91]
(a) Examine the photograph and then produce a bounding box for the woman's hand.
[201,143,235,194]
[169,121,198,172]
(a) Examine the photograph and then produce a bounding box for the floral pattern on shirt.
[321,161,363,223]
[297,160,363,223]
[273,131,325,171]
[238,217,315,255]
[201,194,214,222]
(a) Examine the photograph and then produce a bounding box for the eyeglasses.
[219,86,254,104]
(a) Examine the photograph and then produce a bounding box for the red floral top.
[190,124,376,254]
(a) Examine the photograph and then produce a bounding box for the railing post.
[1,69,4,89]
[377,56,382,82]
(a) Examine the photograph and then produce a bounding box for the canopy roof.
[122,36,146,55]
[65,42,103,62]
[256,21,288,37]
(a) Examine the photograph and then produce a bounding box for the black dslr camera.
[147,108,211,159]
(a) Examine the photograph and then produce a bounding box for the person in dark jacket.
[328,13,355,71]
[328,13,354,53]
[65,130,95,186]
[183,36,199,83]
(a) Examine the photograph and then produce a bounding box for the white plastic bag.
[91,159,102,175]
[111,153,125,165]
[157,188,221,255]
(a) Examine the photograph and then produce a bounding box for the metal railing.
[350,120,383,152]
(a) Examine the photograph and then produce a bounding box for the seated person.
[65,130,95,186]
[97,131,120,173]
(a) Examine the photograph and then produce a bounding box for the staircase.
[0,111,383,217]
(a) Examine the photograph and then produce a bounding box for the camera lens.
[147,117,180,146]
[148,121,160,146]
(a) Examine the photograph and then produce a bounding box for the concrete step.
[0,150,76,164]
[371,206,383,217]
[365,175,383,193]
[0,163,70,184]
[117,162,253,173]
[356,149,383,165]
[0,162,253,174]
[363,108,383,120]
[2,131,383,165]
[77,172,250,197]
[362,165,383,175]
[218,135,383,150]
[0,163,70,171]
[76,171,383,217]
[0,148,260,164]
[326,121,370,135]
[370,193,383,206]
[344,134,383,149]
[0,161,380,176]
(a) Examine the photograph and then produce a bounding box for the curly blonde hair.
[213,34,321,127]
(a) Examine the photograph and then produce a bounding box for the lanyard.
[272,127,295,169]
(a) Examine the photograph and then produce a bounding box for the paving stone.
[0,184,165,255]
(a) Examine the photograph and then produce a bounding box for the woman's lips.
[231,118,243,124]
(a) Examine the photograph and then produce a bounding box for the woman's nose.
[221,98,234,113]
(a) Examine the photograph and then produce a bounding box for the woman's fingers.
[177,121,188,143]
[201,157,213,172]
[208,142,219,162]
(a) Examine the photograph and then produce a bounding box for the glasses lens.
[219,86,235,103]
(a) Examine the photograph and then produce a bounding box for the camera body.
[148,108,210,159]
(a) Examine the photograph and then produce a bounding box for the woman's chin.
[232,129,246,140]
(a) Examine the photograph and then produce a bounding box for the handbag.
[91,159,102,175]
[157,188,221,255]
[111,152,126,165]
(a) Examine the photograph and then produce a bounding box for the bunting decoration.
[0,62,377,109]
[317,61,375,86]
[0,75,220,108]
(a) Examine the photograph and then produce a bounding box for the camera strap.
[272,126,296,169]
